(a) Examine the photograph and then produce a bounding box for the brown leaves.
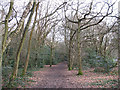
[26,62,118,88]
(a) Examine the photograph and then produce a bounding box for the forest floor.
[25,62,118,88]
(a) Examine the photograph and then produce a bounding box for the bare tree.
[10,1,36,81]
[0,0,13,75]
[22,2,39,75]
[64,0,114,75]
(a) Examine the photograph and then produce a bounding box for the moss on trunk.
[11,2,36,80]
[22,2,39,76]
[77,68,83,75]
[68,67,72,70]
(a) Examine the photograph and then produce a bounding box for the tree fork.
[11,1,36,80]
[22,2,39,76]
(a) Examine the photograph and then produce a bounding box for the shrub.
[83,48,117,73]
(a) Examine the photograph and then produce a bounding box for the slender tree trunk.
[22,2,39,76]
[103,37,107,58]
[99,35,104,56]
[68,30,72,70]
[0,1,14,68]
[50,44,53,67]
[0,1,13,88]
[11,2,36,80]
[77,23,83,75]
[50,28,55,67]
[118,2,120,88]
[3,48,9,67]
[0,34,2,89]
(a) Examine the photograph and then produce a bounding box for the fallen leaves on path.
[26,62,118,88]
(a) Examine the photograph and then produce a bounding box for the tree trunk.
[50,44,53,67]
[50,28,55,67]
[0,2,13,88]
[11,2,36,80]
[99,35,104,56]
[118,2,120,88]
[77,23,83,75]
[68,30,72,70]
[35,53,38,68]
[22,2,39,76]
[0,1,13,68]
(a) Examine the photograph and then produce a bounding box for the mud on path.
[26,62,118,88]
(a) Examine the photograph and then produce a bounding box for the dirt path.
[27,62,118,88]
[27,62,79,88]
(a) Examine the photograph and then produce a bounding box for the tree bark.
[4,2,33,54]
[0,2,13,88]
[50,44,53,67]
[77,22,83,75]
[0,1,14,67]
[68,30,73,70]
[99,35,104,56]
[118,2,120,88]
[11,1,36,80]
[22,2,39,75]
[0,1,13,88]
[50,28,55,67]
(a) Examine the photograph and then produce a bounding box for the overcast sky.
[0,0,119,20]
[0,0,120,42]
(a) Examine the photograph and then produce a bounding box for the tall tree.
[0,1,13,89]
[11,1,36,80]
[3,2,33,54]
[50,28,55,67]
[64,0,114,75]
[1,0,14,69]
[22,2,39,75]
